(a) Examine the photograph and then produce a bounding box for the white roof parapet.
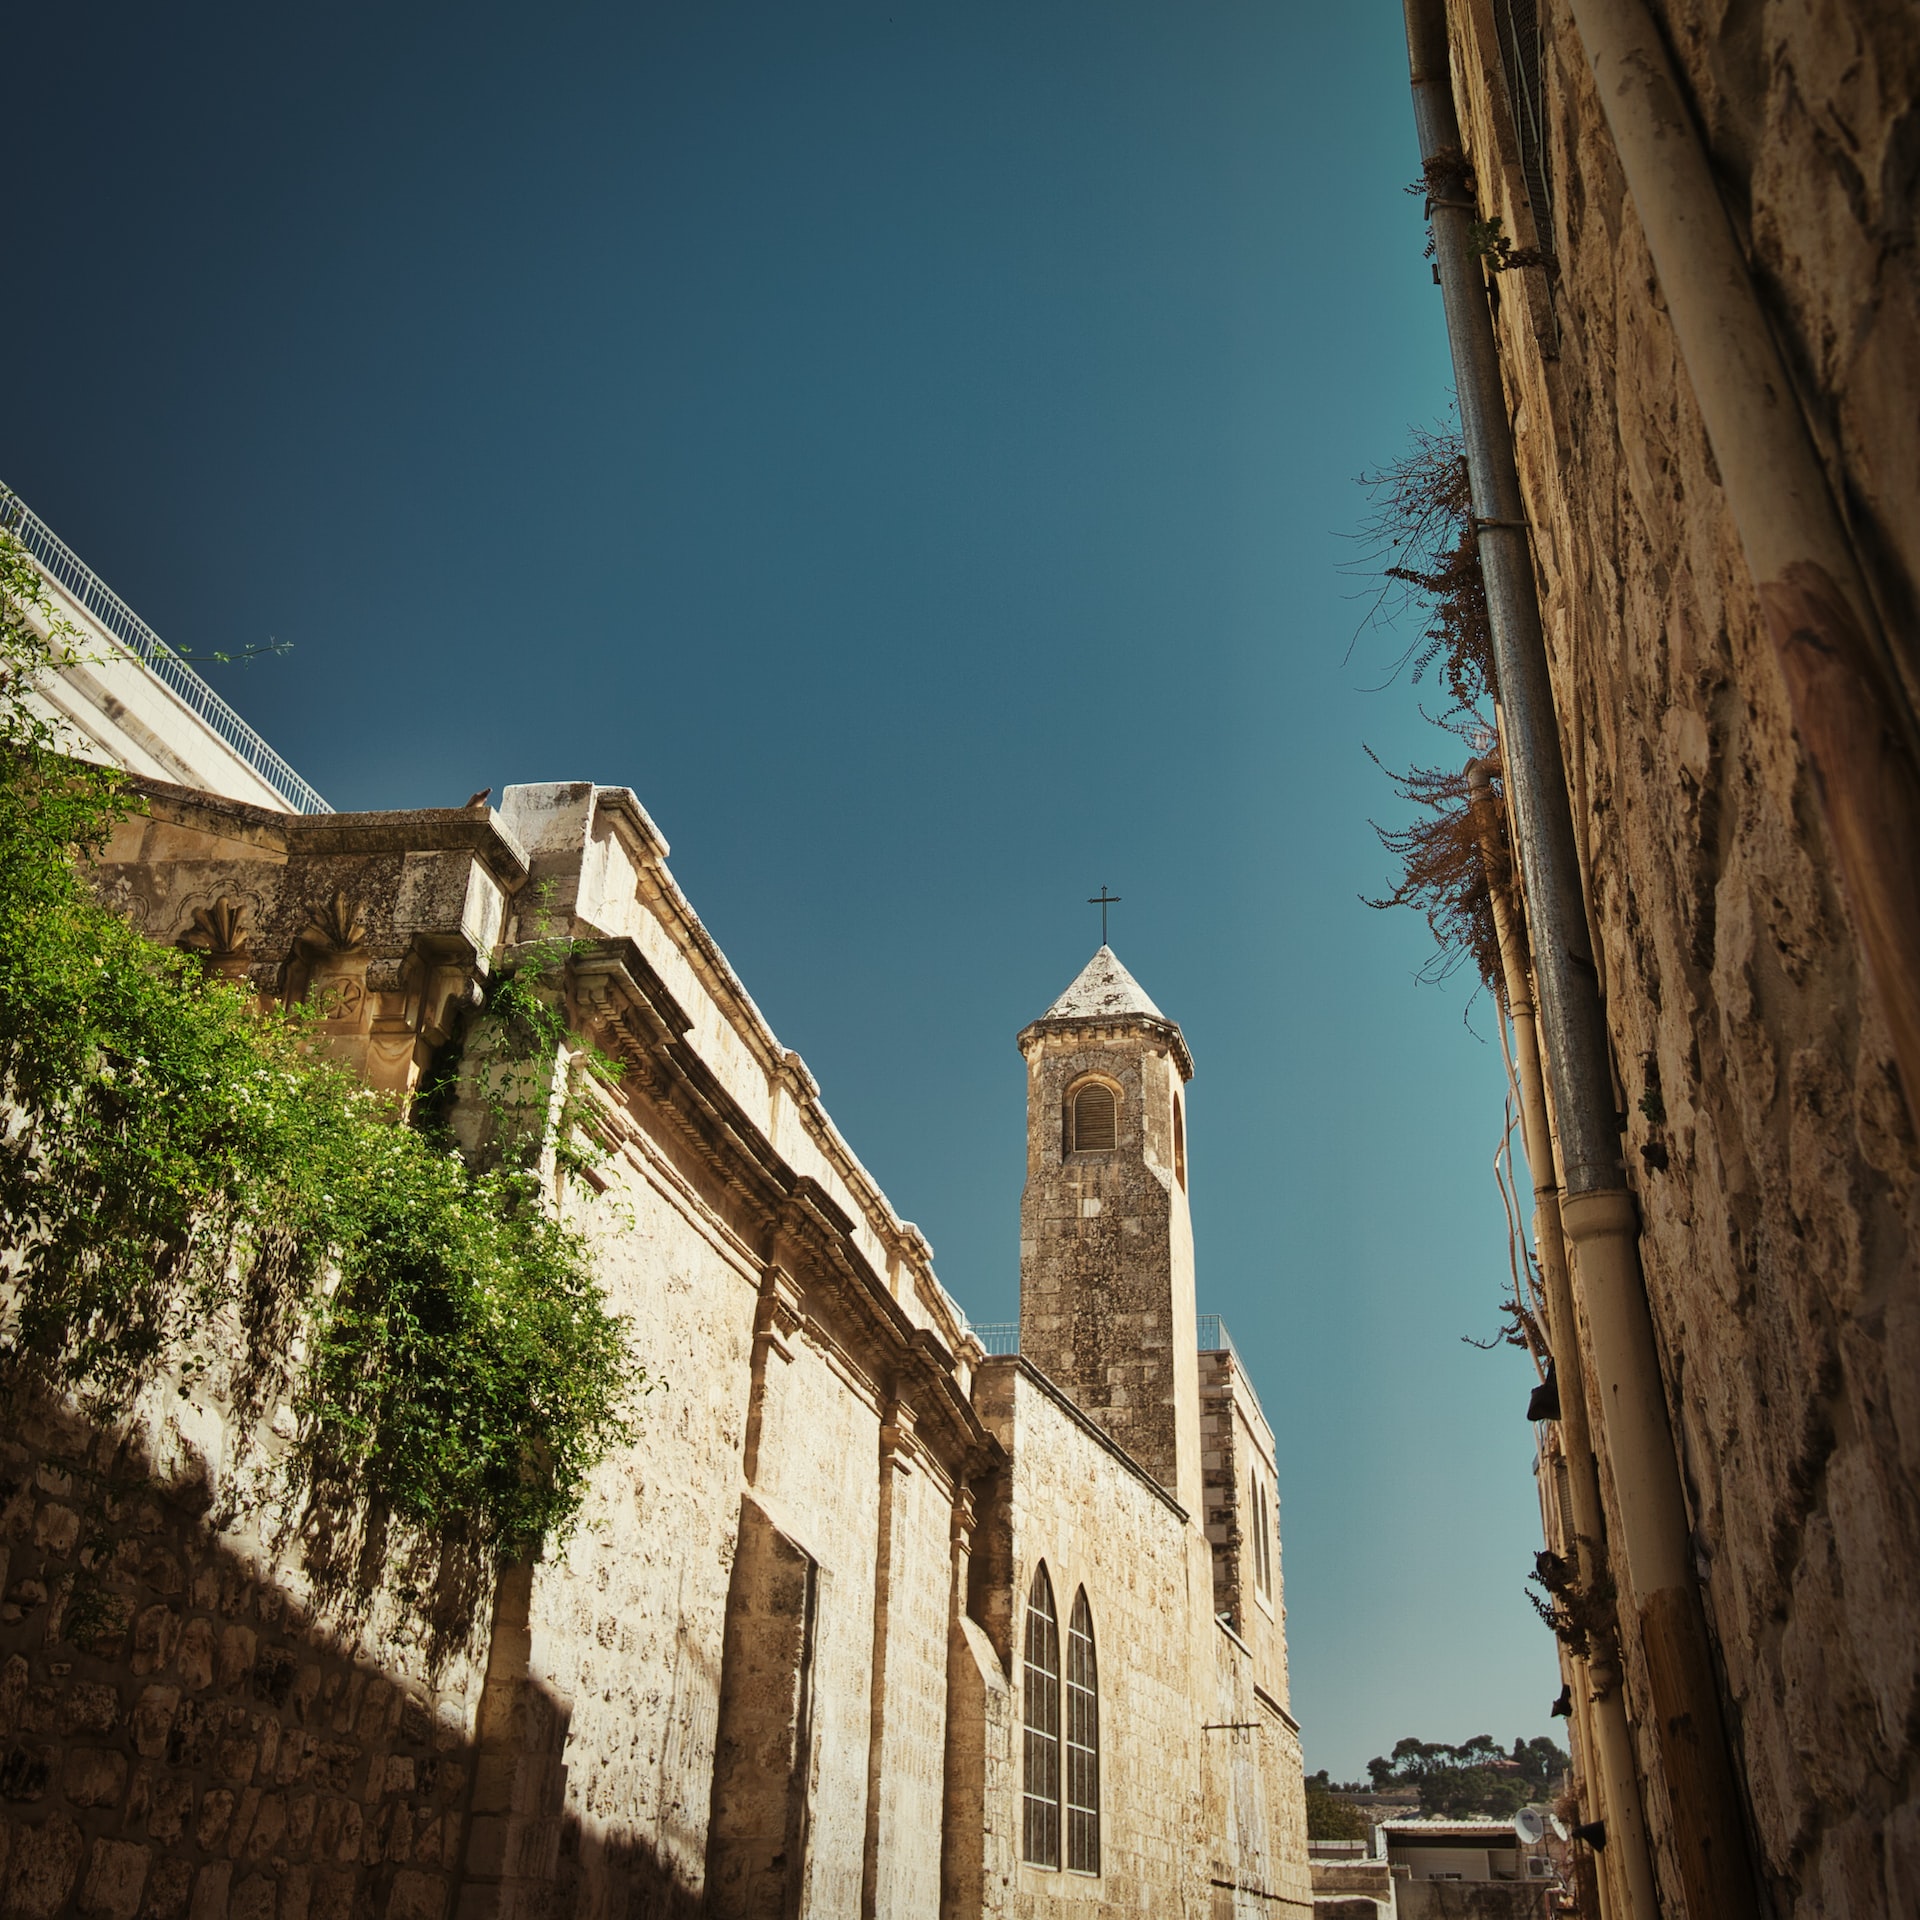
[3,481,331,815]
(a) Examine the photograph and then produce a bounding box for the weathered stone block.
[5,1813,86,1919]
[175,1621,215,1693]
[196,1789,237,1851]
[226,1787,262,1859]
[0,1745,54,1802]
[307,1866,354,1920]
[147,1775,194,1846]
[141,1855,194,1920]
[216,1628,257,1692]
[385,1869,446,1920]
[133,1688,179,1760]
[33,1506,80,1557]
[215,1731,260,1786]
[65,1746,131,1808]
[189,1860,232,1920]
[229,1872,277,1920]
[79,1839,153,1920]
[132,1605,181,1677]
[62,1682,121,1734]
[245,1793,287,1862]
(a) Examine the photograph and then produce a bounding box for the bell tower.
[1017,946,1201,1510]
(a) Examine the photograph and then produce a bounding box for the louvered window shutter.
[1072,1085,1116,1151]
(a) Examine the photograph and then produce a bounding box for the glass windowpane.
[1023,1568,1061,1868]
[1066,1591,1100,1874]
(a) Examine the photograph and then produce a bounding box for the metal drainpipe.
[1471,757,1658,1920]
[1400,4,1761,1915]
[1564,0,1920,1123]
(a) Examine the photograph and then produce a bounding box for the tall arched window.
[1249,1472,1273,1596]
[1022,1565,1061,1868]
[1173,1093,1186,1189]
[1070,1082,1117,1153]
[1065,1590,1101,1874]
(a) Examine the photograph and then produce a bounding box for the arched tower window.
[1249,1472,1273,1596]
[1069,1082,1117,1153]
[1173,1093,1186,1189]
[1065,1590,1101,1874]
[1022,1565,1062,1868]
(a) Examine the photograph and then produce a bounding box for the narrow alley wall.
[1443,3,1920,1912]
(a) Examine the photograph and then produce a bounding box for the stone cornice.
[589,790,977,1362]
[1016,1010,1195,1083]
[119,773,294,850]
[1252,1681,1299,1734]
[120,777,533,888]
[559,938,986,1464]
[288,808,529,885]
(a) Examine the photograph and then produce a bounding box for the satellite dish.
[1550,1816,1571,1842]
[1513,1807,1549,1845]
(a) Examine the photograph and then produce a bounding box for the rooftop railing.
[971,1315,1242,1361]
[1196,1314,1241,1364]
[1,483,332,815]
[972,1322,1021,1356]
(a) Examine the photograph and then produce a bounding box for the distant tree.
[1511,1736,1568,1792]
[1362,1734,1570,1819]
[1304,1775,1371,1842]
[1420,1767,1531,1821]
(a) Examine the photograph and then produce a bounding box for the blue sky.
[9,1,1557,1777]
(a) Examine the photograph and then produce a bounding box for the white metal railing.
[1,483,331,814]
[972,1316,1242,1361]
[1196,1313,1240,1362]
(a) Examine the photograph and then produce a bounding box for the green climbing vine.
[0,525,639,1569]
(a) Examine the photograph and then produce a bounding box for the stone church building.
[3,522,1311,1919]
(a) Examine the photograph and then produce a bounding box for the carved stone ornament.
[302,888,367,952]
[312,976,367,1023]
[180,896,249,961]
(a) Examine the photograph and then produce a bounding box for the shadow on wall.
[0,1389,706,1920]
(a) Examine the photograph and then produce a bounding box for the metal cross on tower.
[1088,887,1122,944]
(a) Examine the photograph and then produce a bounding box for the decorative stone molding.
[755,1264,807,1366]
[177,893,253,981]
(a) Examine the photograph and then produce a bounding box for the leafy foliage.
[0,526,639,1567]
[1303,1773,1371,1841]
[1364,1734,1570,1821]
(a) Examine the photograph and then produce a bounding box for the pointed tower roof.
[1042,944,1168,1022]
[1021,945,1193,1079]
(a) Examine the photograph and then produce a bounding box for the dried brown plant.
[1354,423,1508,995]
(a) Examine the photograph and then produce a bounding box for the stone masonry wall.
[974,1360,1206,1919]
[1202,1627,1310,1920]
[8,776,990,1920]
[0,1391,488,1920]
[491,1140,762,1920]
[15,767,1307,1920]
[1198,1355,1291,1715]
[1444,3,1920,1913]
[864,1446,954,1920]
